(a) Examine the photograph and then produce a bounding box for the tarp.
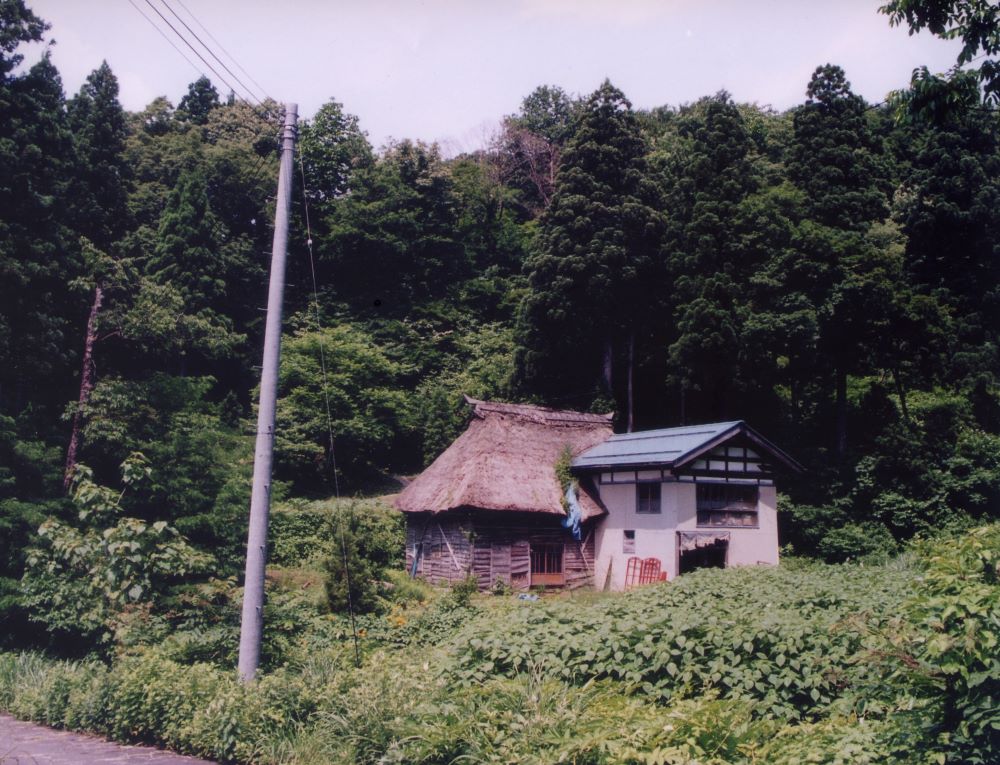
[678,531,731,552]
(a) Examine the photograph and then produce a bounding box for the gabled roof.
[395,397,613,520]
[571,420,802,473]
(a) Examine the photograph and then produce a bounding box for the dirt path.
[0,714,216,765]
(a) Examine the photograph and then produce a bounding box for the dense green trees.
[517,81,664,422]
[0,0,999,654]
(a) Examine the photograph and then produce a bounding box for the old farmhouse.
[395,397,800,591]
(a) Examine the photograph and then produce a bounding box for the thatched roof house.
[397,396,612,520]
[396,397,612,589]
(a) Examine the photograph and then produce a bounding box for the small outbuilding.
[396,398,801,591]
[395,397,612,590]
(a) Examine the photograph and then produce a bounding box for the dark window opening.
[623,529,635,554]
[636,482,661,514]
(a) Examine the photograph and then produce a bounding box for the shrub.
[446,573,479,608]
[324,514,382,615]
[882,525,1000,764]
[817,521,898,562]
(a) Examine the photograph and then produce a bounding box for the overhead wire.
[298,150,361,669]
[133,0,280,126]
[126,0,202,77]
[128,0,286,235]
[140,0,245,103]
[157,0,266,108]
[173,0,274,104]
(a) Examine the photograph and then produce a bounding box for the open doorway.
[530,542,565,587]
[677,532,729,575]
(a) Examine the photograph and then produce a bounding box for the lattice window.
[530,543,564,586]
[696,484,758,527]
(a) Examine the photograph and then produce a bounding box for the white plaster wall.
[594,481,779,590]
[594,481,683,589]
[726,484,779,567]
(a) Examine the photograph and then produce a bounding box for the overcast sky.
[27,0,963,153]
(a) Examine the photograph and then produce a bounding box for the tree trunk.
[835,366,848,459]
[892,366,911,423]
[602,338,613,397]
[64,284,103,490]
[626,331,635,432]
[680,386,687,425]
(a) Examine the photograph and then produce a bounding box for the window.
[696,484,758,527]
[636,482,661,514]
[530,543,564,586]
[623,529,636,554]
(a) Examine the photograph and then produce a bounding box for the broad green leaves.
[21,455,209,643]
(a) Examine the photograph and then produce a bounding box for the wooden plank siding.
[405,510,596,591]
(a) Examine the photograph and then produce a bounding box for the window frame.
[530,542,565,586]
[635,481,662,514]
[696,483,759,528]
[623,529,636,554]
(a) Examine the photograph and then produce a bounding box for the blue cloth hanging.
[562,482,583,541]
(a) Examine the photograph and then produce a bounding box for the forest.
[0,0,998,762]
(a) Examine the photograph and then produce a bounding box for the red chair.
[624,557,664,590]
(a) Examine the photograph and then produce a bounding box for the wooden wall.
[405,510,596,591]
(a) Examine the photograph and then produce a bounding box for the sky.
[26,0,964,153]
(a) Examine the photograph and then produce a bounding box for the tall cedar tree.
[517,80,663,419]
[787,64,889,458]
[177,75,219,126]
[149,169,222,308]
[67,62,130,249]
[64,62,131,485]
[0,46,79,415]
[664,94,760,421]
[146,169,241,368]
[893,110,1000,386]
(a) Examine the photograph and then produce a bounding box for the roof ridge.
[464,396,614,425]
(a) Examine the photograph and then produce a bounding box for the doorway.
[530,543,565,587]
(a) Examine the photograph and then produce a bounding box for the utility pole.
[238,103,298,682]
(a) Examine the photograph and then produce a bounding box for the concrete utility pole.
[238,103,298,682]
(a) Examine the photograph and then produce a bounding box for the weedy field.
[1,520,997,765]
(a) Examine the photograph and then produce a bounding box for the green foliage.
[20,455,210,645]
[275,322,410,492]
[299,97,372,207]
[3,533,997,765]
[450,563,913,721]
[816,522,899,563]
[881,0,1000,109]
[446,574,479,609]
[553,444,574,489]
[881,526,1000,764]
[324,514,382,615]
[309,499,404,615]
[177,76,219,126]
[517,79,665,406]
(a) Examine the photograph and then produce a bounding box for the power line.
[298,138,362,669]
[158,0,265,107]
[140,0,245,108]
[126,0,202,77]
[173,0,274,104]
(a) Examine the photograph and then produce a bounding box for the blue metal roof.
[572,421,743,470]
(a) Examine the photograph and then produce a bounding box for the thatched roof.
[395,397,613,520]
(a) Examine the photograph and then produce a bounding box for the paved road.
[0,715,216,765]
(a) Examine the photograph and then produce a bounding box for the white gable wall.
[594,480,779,591]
